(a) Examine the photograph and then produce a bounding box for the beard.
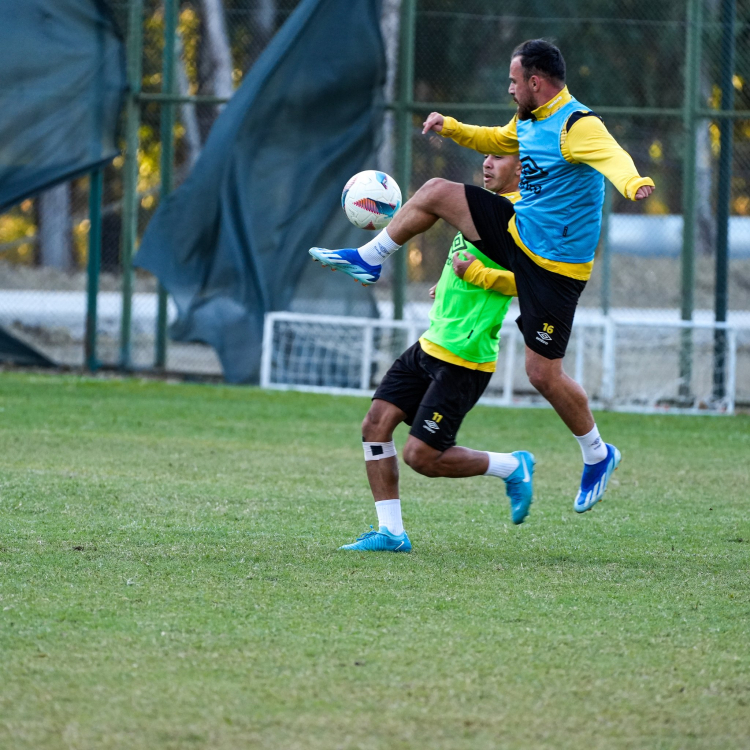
[512,92,535,120]
[516,101,535,121]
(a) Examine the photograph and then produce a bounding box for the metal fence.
[1,0,749,405]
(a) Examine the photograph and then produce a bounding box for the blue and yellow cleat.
[339,525,412,552]
[574,444,621,513]
[504,450,535,524]
[309,247,381,286]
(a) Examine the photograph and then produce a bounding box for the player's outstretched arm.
[565,116,654,201]
[423,112,519,156]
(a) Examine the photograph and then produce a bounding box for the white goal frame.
[260,311,747,415]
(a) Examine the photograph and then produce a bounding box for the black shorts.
[464,184,586,360]
[372,341,491,452]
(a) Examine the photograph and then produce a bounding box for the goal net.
[260,310,750,414]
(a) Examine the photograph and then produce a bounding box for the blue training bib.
[514,97,605,265]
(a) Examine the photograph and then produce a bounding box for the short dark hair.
[511,39,566,83]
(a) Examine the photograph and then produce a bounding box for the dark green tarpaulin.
[0,327,55,368]
[0,0,126,212]
[135,0,385,383]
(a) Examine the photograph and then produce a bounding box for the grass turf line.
[0,373,748,749]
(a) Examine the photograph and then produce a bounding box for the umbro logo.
[423,419,440,433]
[519,156,549,196]
[450,234,468,253]
[537,331,552,341]
[520,156,549,181]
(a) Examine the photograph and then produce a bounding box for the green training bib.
[423,233,513,365]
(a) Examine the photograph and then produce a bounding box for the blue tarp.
[135,0,385,383]
[0,0,126,212]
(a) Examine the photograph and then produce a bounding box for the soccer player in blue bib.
[310,40,655,513]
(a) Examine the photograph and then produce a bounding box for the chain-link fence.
[0,0,303,376]
[1,0,748,404]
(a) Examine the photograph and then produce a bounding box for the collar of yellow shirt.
[530,86,573,121]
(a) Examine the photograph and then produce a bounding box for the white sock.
[483,452,519,479]
[575,424,608,465]
[375,499,403,535]
[358,228,401,266]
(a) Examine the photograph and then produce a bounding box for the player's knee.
[526,366,545,393]
[414,177,451,207]
[403,442,440,477]
[527,362,556,395]
[361,411,380,441]
[362,408,391,442]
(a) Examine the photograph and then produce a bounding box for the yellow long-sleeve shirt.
[462,259,518,296]
[440,87,655,281]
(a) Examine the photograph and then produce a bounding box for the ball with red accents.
[341,170,402,231]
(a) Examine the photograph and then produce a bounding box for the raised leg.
[385,178,479,246]
[524,347,620,513]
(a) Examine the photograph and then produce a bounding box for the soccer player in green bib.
[340,154,534,552]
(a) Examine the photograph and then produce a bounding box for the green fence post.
[120,0,144,369]
[679,0,702,400]
[713,0,736,401]
[393,0,416,321]
[85,168,104,371]
[156,0,178,369]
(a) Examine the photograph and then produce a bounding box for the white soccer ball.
[341,170,402,230]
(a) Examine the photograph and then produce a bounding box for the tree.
[38,184,72,270]
[378,0,401,176]
[197,0,234,141]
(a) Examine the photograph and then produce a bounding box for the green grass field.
[0,372,748,749]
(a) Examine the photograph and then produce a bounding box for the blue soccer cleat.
[339,525,412,552]
[309,247,381,286]
[574,444,622,513]
[504,450,535,524]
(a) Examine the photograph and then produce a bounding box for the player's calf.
[343,399,410,551]
[401,440,442,477]
[403,437,535,524]
[340,438,409,553]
